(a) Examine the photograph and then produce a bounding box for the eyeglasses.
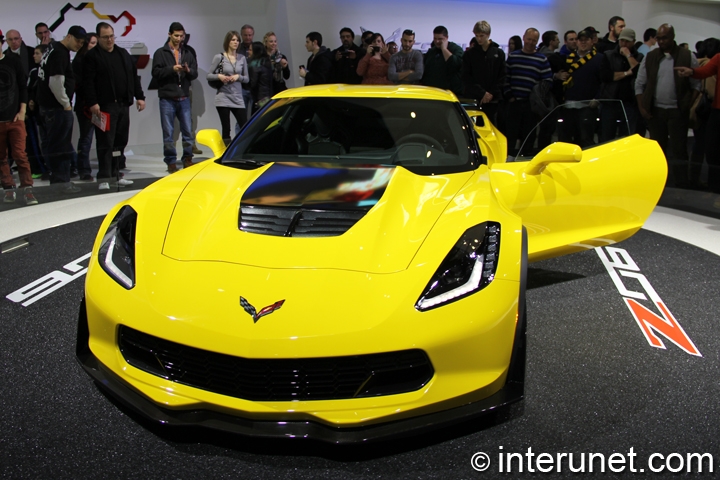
[100,35,116,40]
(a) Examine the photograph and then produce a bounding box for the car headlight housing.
[416,222,500,311]
[98,206,137,289]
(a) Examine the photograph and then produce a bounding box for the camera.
[371,46,380,53]
[275,52,283,63]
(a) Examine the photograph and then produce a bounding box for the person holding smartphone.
[356,33,392,84]
[150,21,198,173]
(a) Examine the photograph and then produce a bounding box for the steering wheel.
[396,134,445,153]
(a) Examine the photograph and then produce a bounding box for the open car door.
[486,100,667,262]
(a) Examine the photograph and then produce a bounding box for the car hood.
[162,162,475,273]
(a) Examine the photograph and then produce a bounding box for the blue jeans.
[40,107,75,184]
[159,97,193,165]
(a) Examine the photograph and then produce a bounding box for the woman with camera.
[208,30,249,145]
[356,33,392,85]
[263,32,290,94]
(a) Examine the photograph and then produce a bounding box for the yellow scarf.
[563,47,597,89]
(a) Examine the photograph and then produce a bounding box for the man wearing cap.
[0,31,37,205]
[596,16,626,53]
[598,28,643,142]
[83,22,146,191]
[558,28,609,148]
[36,25,86,193]
[635,24,701,188]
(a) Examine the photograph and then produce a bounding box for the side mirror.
[196,129,226,158]
[524,142,582,175]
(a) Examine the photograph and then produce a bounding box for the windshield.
[223,97,482,174]
[515,99,634,161]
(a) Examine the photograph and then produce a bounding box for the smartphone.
[299,65,305,69]
[372,46,380,53]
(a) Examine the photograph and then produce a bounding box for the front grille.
[239,205,366,237]
[118,326,434,401]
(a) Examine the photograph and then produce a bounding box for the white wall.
[4,0,718,150]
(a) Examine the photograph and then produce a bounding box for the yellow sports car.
[76,86,666,443]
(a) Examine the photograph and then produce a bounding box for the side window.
[515,100,633,161]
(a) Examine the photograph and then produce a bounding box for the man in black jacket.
[84,22,145,190]
[462,20,505,124]
[4,30,34,75]
[299,32,333,86]
[331,28,362,84]
[599,28,642,142]
[151,21,198,173]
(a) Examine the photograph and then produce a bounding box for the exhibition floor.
[2,150,720,478]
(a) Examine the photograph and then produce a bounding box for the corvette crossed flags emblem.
[240,297,285,323]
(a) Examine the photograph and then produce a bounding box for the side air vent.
[240,205,366,237]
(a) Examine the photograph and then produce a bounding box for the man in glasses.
[4,29,34,75]
[388,29,423,85]
[83,22,145,191]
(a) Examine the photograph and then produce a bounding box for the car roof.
[273,84,459,102]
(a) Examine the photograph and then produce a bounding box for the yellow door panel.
[488,135,667,261]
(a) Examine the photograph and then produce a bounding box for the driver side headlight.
[416,222,500,311]
[98,206,137,289]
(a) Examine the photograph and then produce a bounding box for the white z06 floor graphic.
[6,253,91,307]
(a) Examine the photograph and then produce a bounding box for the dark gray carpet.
[2,218,719,478]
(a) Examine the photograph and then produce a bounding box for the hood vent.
[240,205,367,237]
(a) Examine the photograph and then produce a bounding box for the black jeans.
[40,107,75,184]
[705,109,720,193]
[505,99,538,157]
[648,107,690,187]
[95,103,130,181]
[559,107,597,148]
[216,106,246,144]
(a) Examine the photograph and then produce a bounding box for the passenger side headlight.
[98,206,137,289]
[416,222,500,311]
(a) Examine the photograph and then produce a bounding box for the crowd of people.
[1,15,718,208]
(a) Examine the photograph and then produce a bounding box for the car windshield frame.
[220,96,484,175]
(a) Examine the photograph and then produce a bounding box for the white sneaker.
[98,182,110,190]
[116,178,134,186]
